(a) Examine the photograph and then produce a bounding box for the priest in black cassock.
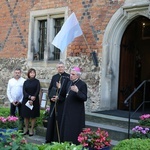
[60,66,87,145]
[45,62,69,143]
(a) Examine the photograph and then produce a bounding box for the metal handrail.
[124,80,147,105]
[123,80,150,138]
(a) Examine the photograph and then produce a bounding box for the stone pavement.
[24,134,45,145]
[23,126,46,145]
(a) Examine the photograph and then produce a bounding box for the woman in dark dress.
[21,68,41,136]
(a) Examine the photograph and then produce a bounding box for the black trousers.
[10,103,22,116]
[10,103,24,130]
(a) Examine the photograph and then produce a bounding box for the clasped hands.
[29,96,36,106]
[51,96,58,102]
[71,85,79,93]
[56,81,61,89]
[12,101,20,106]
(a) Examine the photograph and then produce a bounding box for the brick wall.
[0,0,124,58]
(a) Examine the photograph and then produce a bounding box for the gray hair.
[58,61,64,65]
[15,67,21,72]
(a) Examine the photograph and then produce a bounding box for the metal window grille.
[39,20,47,60]
[33,20,47,61]
[53,18,64,60]
[33,18,64,61]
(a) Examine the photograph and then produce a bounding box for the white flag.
[52,12,83,52]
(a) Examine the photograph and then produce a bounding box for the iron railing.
[124,80,150,138]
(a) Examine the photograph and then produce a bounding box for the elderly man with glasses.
[60,66,87,145]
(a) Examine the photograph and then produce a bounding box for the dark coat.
[46,72,70,143]
[21,78,41,118]
[60,79,87,145]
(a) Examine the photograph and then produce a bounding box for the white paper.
[41,100,46,108]
[25,101,33,110]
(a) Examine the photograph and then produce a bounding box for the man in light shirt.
[7,68,25,117]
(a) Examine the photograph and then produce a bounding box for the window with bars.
[38,20,47,61]
[33,18,64,61]
[28,10,65,63]
[53,18,64,60]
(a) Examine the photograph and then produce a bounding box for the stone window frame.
[27,7,68,67]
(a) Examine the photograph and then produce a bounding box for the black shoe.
[23,130,29,135]
[29,133,34,136]
[29,131,34,136]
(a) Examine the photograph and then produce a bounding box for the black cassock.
[45,72,69,143]
[60,79,87,144]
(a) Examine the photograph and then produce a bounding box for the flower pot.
[0,128,18,141]
[86,146,110,150]
[43,119,48,128]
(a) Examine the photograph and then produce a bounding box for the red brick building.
[0,0,150,111]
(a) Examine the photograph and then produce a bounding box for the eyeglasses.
[70,73,76,76]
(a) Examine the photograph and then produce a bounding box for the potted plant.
[138,114,150,127]
[78,128,111,150]
[42,106,50,128]
[131,125,150,139]
[131,114,150,139]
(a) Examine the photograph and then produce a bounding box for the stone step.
[35,123,123,146]
[85,112,138,129]
[86,121,128,141]
[85,112,139,144]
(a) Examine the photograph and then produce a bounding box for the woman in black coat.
[21,68,41,136]
[60,67,87,144]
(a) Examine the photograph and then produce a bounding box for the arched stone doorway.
[118,16,150,110]
[101,1,150,110]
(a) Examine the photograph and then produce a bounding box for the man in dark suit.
[61,66,87,144]
[45,61,69,143]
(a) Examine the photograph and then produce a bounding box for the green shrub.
[0,130,39,150]
[0,107,10,117]
[38,142,83,150]
[113,138,150,150]
[0,131,83,150]
[35,110,45,127]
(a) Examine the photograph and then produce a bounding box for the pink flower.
[140,114,150,120]
[0,116,19,129]
[78,128,111,149]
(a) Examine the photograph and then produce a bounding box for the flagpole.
[82,34,93,52]
[82,33,98,67]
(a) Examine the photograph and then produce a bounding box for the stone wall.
[0,56,101,112]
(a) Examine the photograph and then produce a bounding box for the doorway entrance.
[118,16,150,110]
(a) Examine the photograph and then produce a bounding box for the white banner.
[52,12,83,52]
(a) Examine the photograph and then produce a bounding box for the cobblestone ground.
[24,134,45,145]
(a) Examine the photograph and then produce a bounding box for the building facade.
[0,0,150,111]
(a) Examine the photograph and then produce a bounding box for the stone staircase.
[29,111,139,147]
[85,112,139,146]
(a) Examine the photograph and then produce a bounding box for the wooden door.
[118,23,136,110]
